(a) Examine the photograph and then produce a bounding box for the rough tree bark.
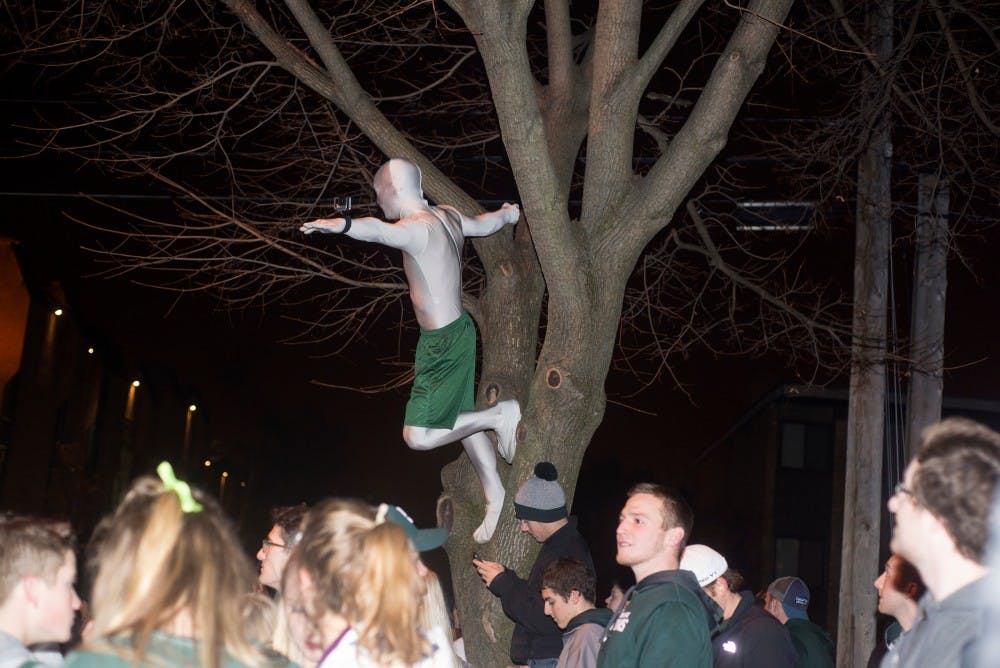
[838,3,892,665]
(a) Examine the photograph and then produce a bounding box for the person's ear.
[569,590,581,605]
[20,577,41,607]
[903,581,919,599]
[664,526,685,551]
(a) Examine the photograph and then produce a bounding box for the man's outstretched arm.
[300,216,425,252]
[447,203,521,238]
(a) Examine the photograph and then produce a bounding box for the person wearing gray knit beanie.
[514,461,567,523]
[474,462,594,666]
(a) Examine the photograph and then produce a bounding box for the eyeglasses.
[893,482,918,504]
[261,538,287,552]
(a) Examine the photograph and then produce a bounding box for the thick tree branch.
[579,1,643,228]
[469,4,588,324]
[537,0,590,194]
[544,0,576,100]
[632,0,707,97]
[623,0,794,249]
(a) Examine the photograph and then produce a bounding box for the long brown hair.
[87,475,263,668]
[297,498,429,665]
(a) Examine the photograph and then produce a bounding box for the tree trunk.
[905,174,948,459]
[440,267,620,667]
[441,364,613,665]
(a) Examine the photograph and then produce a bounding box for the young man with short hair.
[866,555,924,668]
[883,417,1000,667]
[540,558,611,668]
[597,483,718,667]
[763,576,834,668]
[0,516,81,667]
[681,544,796,668]
[475,463,594,667]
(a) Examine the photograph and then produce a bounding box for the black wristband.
[342,213,352,234]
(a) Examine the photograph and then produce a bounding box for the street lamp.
[125,380,140,420]
[183,404,197,464]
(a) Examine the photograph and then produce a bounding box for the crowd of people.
[475,417,998,668]
[0,416,997,667]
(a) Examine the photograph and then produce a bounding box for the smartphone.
[472,552,481,561]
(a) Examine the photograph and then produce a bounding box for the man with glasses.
[257,503,309,592]
[882,417,1000,667]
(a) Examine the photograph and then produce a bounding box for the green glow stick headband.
[156,461,203,513]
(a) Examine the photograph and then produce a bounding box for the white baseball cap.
[681,544,728,587]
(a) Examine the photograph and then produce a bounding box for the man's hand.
[300,218,347,234]
[499,202,520,225]
[473,558,506,587]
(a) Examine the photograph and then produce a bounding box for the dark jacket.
[597,569,721,668]
[488,517,594,664]
[866,620,902,668]
[786,618,835,668]
[712,591,797,668]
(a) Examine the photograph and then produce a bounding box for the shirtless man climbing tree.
[301,158,522,543]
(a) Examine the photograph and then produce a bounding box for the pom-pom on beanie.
[514,462,567,522]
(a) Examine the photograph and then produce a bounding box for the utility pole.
[838,1,893,665]
[905,174,948,459]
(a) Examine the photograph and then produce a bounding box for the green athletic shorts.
[404,311,477,429]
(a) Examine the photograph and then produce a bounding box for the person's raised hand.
[300,218,347,234]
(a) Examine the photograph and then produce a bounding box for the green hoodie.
[785,618,835,668]
[596,569,719,668]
